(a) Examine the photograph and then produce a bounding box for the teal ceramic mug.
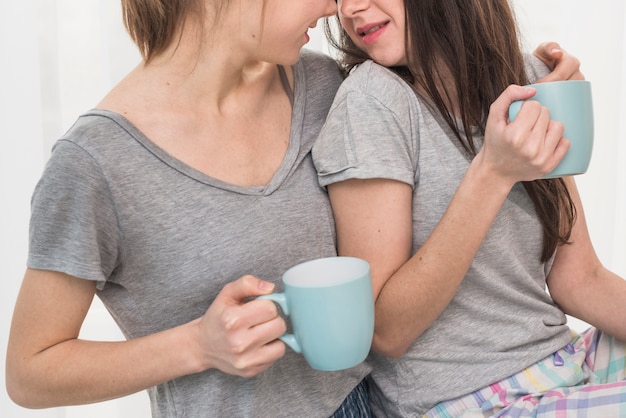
[508,80,594,178]
[259,256,374,371]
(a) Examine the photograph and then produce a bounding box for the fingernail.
[259,281,274,291]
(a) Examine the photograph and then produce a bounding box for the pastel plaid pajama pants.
[424,327,626,417]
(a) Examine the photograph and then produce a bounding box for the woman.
[314,0,626,416]
[6,0,372,416]
[6,0,581,416]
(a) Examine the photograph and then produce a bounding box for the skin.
[331,0,625,358]
[6,0,587,409]
[6,0,337,408]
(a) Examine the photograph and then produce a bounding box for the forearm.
[548,178,626,341]
[568,271,626,341]
[7,319,205,408]
[372,162,516,356]
[550,258,626,340]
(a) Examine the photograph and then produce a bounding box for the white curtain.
[1,1,624,417]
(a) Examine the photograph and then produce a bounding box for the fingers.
[482,84,568,181]
[217,275,275,306]
[533,41,585,82]
[199,275,287,378]
[509,102,567,177]
[533,41,562,65]
[490,84,536,124]
[545,122,570,172]
[218,308,287,378]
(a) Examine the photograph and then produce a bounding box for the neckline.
[277,65,294,108]
[86,62,305,196]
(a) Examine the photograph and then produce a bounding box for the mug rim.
[283,256,370,288]
[526,79,591,87]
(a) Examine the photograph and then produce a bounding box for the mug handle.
[256,293,302,353]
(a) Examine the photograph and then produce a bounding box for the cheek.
[338,18,357,42]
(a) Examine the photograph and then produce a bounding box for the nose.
[338,0,368,17]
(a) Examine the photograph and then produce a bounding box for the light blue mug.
[508,80,594,178]
[259,256,374,371]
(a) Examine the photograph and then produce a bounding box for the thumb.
[218,275,276,305]
[491,84,536,122]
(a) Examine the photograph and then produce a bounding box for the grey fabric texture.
[28,49,371,418]
[313,56,572,417]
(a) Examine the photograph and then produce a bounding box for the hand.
[196,275,287,378]
[478,84,569,183]
[533,41,584,82]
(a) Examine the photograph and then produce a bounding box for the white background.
[1,1,624,416]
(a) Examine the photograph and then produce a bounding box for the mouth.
[358,22,388,37]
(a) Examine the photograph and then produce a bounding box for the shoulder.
[335,60,419,118]
[58,110,137,151]
[299,48,339,68]
[293,50,345,118]
[523,52,551,83]
[297,48,344,84]
[45,111,142,177]
[61,111,126,142]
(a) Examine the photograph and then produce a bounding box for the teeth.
[361,24,384,36]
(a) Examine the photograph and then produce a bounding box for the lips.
[356,21,389,46]
[359,23,387,37]
[357,21,389,37]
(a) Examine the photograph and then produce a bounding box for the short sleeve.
[312,62,418,188]
[28,139,120,288]
[524,53,551,83]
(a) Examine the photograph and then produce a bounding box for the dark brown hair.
[325,0,575,262]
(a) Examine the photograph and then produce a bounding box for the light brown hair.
[121,0,205,62]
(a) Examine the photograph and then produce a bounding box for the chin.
[369,49,406,68]
[372,57,403,68]
[276,49,304,66]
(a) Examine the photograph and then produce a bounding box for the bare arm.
[547,178,626,340]
[330,165,514,357]
[6,269,285,408]
[330,85,569,357]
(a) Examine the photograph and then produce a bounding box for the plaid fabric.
[424,328,626,417]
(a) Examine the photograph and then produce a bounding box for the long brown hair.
[325,0,575,262]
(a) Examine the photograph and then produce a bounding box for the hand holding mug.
[259,257,375,371]
[197,275,287,378]
[481,84,568,183]
[509,80,594,178]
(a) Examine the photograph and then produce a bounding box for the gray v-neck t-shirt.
[28,49,371,417]
[313,57,572,416]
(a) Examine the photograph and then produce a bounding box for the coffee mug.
[259,256,374,371]
[508,80,594,178]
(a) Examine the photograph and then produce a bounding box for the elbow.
[6,378,37,409]
[370,332,411,359]
[6,364,47,409]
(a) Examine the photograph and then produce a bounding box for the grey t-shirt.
[28,49,371,418]
[313,57,572,416]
